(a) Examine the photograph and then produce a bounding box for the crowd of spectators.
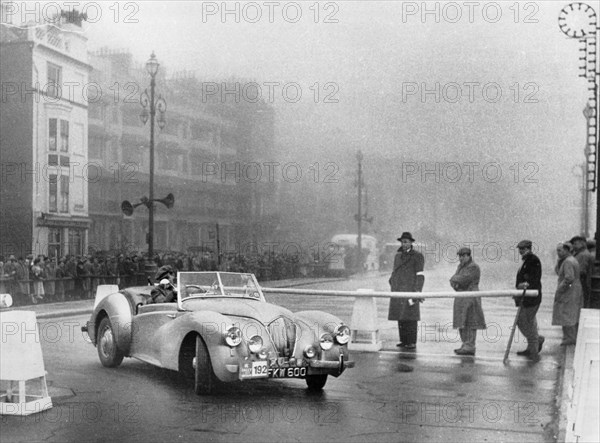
[0,248,334,306]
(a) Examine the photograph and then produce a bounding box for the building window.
[60,175,69,213]
[48,228,62,259]
[68,229,83,256]
[49,118,57,151]
[49,175,58,212]
[47,62,62,98]
[60,120,69,152]
[49,118,69,152]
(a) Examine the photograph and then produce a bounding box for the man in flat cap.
[388,232,425,350]
[150,265,177,303]
[570,236,593,309]
[449,247,486,356]
[514,240,544,359]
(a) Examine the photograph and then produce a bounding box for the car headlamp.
[248,335,263,353]
[335,325,351,345]
[258,348,268,360]
[319,333,334,350]
[304,345,317,359]
[224,326,242,347]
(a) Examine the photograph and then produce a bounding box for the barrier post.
[348,289,382,352]
[0,309,52,415]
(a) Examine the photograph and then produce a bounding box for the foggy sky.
[6,1,596,250]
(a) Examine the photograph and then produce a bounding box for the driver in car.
[150,266,177,303]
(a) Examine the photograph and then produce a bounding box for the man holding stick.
[514,240,544,360]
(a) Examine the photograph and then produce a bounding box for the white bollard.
[0,310,52,415]
[348,289,382,352]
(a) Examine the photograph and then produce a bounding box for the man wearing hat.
[514,240,544,359]
[150,265,177,303]
[570,236,594,309]
[449,247,486,356]
[388,232,425,350]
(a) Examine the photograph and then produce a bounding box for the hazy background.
[18,1,598,265]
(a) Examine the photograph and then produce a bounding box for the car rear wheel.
[97,317,124,367]
[194,335,217,395]
[306,374,328,391]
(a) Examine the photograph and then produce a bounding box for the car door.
[130,303,179,366]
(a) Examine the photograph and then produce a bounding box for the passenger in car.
[150,266,177,303]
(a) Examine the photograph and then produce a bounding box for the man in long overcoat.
[388,232,425,349]
[514,239,544,359]
[570,236,593,309]
[552,242,583,345]
[449,247,486,355]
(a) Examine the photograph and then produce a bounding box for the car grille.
[268,317,297,358]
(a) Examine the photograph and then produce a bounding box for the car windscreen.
[179,272,262,300]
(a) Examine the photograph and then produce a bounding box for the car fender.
[157,310,247,381]
[294,310,350,365]
[92,292,134,355]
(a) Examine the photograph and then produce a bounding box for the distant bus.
[327,234,379,275]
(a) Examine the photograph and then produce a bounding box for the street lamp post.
[354,150,373,273]
[126,52,168,277]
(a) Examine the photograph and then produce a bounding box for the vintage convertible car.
[82,272,354,394]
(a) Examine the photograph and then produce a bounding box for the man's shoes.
[516,349,531,356]
[454,348,475,356]
[396,343,404,348]
[403,344,416,350]
[538,336,545,352]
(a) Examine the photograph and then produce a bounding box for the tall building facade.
[87,49,278,255]
[0,10,91,258]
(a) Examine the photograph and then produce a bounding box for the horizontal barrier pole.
[261,287,539,299]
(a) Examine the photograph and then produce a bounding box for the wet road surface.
[2,266,562,442]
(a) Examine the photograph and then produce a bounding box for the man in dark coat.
[388,232,425,350]
[570,236,594,309]
[514,240,544,359]
[150,265,177,303]
[450,247,486,356]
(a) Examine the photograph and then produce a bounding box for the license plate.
[240,361,269,379]
[269,367,307,378]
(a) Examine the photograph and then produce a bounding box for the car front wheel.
[194,335,217,395]
[97,317,124,367]
[306,374,328,391]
